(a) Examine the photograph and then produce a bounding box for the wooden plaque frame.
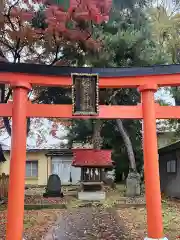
[71,73,99,116]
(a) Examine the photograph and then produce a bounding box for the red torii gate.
[1,63,179,240]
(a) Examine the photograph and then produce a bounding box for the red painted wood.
[2,103,180,119]
[155,105,180,119]
[1,72,180,87]
[140,87,163,238]
[26,103,143,119]
[72,149,112,167]
[0,103,12,116]
[6,87,29,240]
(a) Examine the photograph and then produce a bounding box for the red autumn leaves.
[2,0,112,50]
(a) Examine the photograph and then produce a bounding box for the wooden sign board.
[72,73,99,116]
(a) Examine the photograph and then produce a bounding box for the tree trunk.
[115,119,136,171]
[92,119,103,149]
[92,120,104,182]
[115,118,141,196]
[111,98,136,171]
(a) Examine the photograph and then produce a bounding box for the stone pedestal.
[78,191,106,200]
[126,172,141,197]
[78,181,105,200]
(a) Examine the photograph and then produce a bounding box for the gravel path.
[43,208,128,240]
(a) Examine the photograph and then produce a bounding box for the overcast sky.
[155,88,175,105]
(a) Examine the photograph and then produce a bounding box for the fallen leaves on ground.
[117,201,180,240]
[24,195,72,205]
[44,208,129,240]
[2,185,178,240]
[0,209,63,240]
[24,187,77,205]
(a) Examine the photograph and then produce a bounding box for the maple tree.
[0,0,112,63]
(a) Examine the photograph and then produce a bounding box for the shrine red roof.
[72,149,113,167]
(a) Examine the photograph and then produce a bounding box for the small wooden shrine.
[72,149,113,200]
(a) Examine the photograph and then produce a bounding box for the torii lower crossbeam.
[0,63,177,240]
[1,103,180,119]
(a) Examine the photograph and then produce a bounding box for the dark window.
[26,161,38,177]
[167,160,176,173]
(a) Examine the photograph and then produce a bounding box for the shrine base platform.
[78,191,106,201]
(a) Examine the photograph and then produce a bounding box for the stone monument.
[43,174,63,198]
[126,171,141,197]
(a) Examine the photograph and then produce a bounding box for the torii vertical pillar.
[139,84,167,240]
[6,82,31,240]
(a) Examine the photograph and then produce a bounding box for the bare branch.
[3,117,11,135]
[5,0,20,31]
[50,36,60,65]
[14,38,21,62]
[5,89,12,103]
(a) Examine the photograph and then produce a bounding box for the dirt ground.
[44,208,129,240]
[1,202,179,240]
[118,200,180,239]
[0,209,63,240]
[1,186,180,239]
[24,209,63,240]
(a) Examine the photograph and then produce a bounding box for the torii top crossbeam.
[0,62,176,240]
[1,62,180,87]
